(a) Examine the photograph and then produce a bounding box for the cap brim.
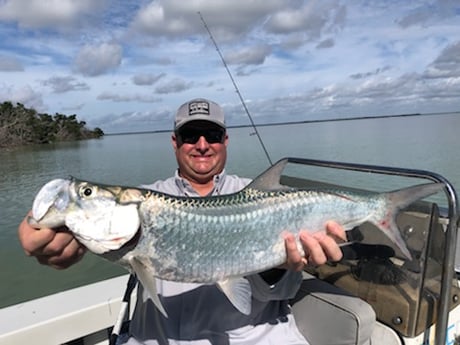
[175,116,225,130]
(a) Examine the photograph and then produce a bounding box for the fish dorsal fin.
[216,277,252,315]
[246,158,290,191]
[129,257,168,318]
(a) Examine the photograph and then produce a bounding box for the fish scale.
[28,158,444,316]
[132,188,386,282]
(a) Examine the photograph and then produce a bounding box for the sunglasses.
[177,128,226,144]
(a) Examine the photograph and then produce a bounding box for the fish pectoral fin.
[129,257,168,318]
[217,277,252,315]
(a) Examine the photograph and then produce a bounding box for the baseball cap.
[174,98,226,130]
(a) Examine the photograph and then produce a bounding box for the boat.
[0,157,458,345]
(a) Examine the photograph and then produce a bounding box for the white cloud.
[133,2,189,36]
[396,0,459,28]
[316,38,335,49]
[132,73,166,86]
[0,1,460,132]
[154,79,194,94]
[97,91,162,103]
[131,0,284,41]
[74,43,123,76]
[265,1,346,39]
[424,41,460,78]
[0,0,107,29]
[225,45,272,65]
[41,76,90,93]
[0,85,46,112]
[91,108,172,133]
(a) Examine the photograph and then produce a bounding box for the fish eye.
[79,185,96,198]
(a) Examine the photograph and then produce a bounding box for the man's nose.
[195,136,210,150]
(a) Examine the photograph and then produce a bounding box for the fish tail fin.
[371,183,444,260]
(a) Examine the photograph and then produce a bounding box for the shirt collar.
[174,169,227,197]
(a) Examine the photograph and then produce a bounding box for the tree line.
[0,101,104,148]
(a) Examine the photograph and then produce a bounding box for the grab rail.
[282,157,459,345]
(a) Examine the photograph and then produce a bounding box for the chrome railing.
[281,156,459,345]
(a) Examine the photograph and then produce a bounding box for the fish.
[28,158,443,317]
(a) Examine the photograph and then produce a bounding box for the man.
[18,98,345,344]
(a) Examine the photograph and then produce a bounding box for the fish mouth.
[121,227,142,248]
[30,178,71,228]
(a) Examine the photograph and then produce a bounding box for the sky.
[0,0,459,133]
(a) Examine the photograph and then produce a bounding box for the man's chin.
[192,160,215,170]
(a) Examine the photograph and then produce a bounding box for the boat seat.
[291,272,376,345]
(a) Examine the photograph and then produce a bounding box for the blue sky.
[0,0,459,133]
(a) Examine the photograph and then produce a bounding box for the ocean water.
[0,113,459,308]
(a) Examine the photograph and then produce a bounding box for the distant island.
[0,101,104,149]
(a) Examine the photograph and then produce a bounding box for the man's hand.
[283,221,345,271]
[18,212,86,269]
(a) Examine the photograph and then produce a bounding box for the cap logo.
[188,101,210,116]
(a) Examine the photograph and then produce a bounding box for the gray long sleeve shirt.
[122,170,307,345]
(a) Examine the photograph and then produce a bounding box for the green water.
[1,113,459,308]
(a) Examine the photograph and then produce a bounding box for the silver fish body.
[28,159,444,316]
[136,188,387,282]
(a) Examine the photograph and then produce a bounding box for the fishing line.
[198,12,273,166]
[110,16,273,340]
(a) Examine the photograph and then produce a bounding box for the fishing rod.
[109,16,274,342]
[198,11,273,166]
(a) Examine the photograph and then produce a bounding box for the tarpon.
[28,159,443,316]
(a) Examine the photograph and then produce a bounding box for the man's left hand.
[283,221,346,271]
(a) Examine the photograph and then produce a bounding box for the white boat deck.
[0,275,132,345]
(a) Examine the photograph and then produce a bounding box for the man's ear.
[172,133,179,150]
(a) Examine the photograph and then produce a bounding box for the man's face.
[172,121,228,184]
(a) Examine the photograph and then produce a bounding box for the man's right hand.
[18,212,86,269]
